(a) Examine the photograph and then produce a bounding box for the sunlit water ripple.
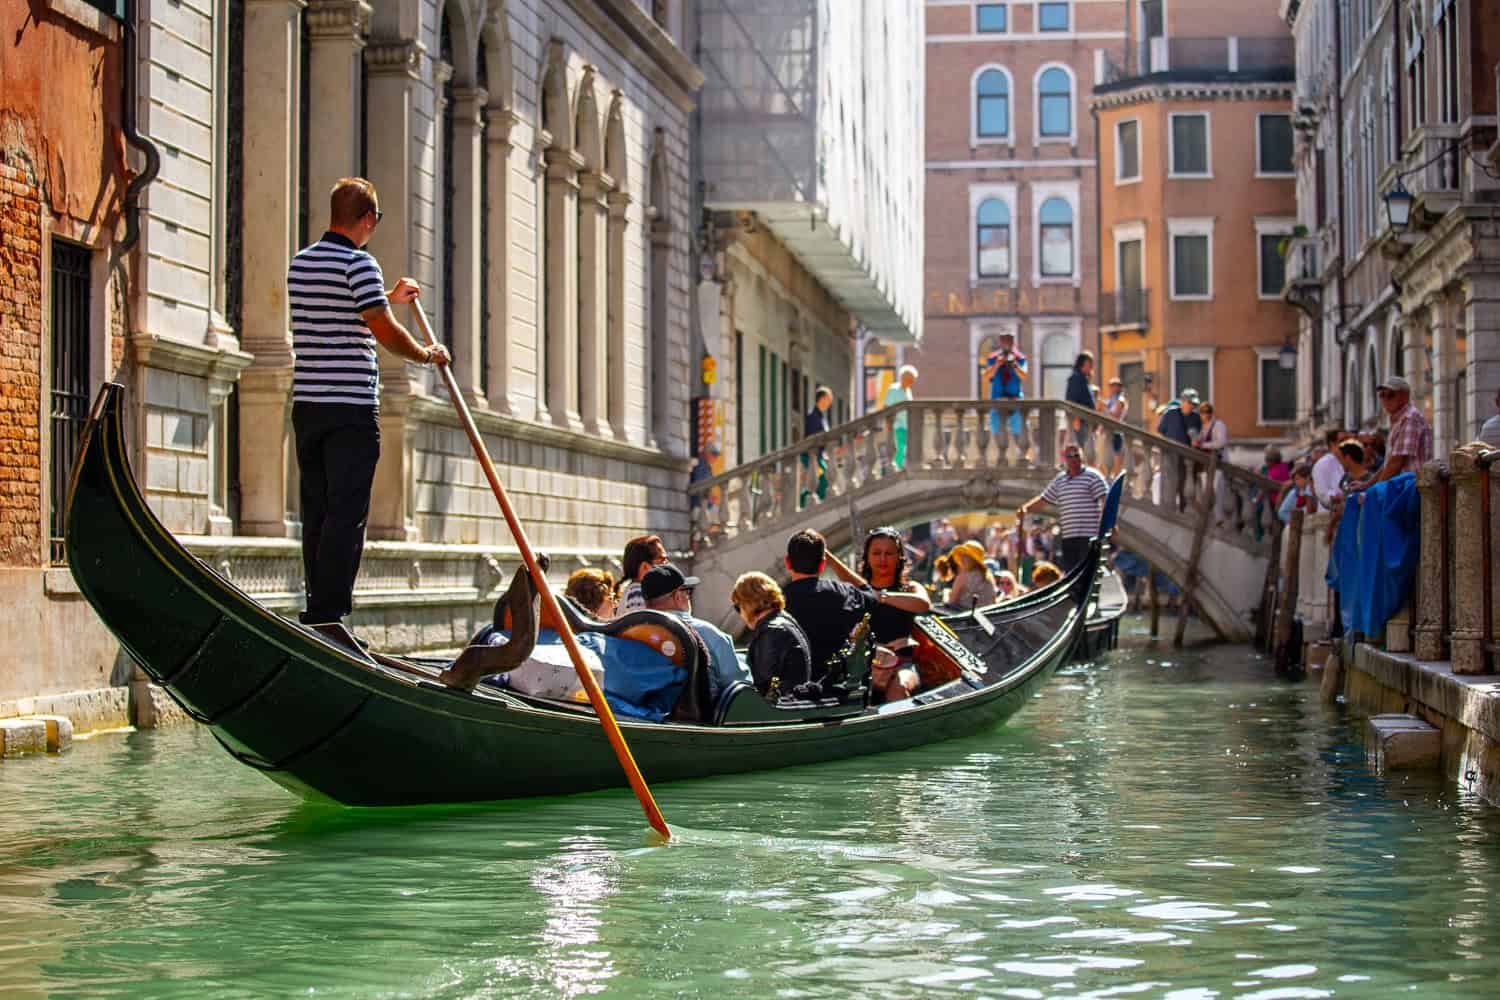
[3,632,1499,998]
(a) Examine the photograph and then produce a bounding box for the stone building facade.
[1093,0,1300,445]
[2,1,135,724]
[914,0,1126,403]
[692,0,924,464]
[3,0,705,722]
[1285,0,1500,456]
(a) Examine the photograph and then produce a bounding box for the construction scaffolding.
[698,0,924,342]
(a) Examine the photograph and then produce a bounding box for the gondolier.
[288,177,450,626]
[1017,443,1108,573]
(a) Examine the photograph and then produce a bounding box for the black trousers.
[1058,536,1092,573]
[292,402,380,623]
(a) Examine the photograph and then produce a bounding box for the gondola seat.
[712,682,867,726]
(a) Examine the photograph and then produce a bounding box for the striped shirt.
[1041,467,1109,539]
[288,233,388,406]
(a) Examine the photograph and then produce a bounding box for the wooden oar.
[407,299,670,840]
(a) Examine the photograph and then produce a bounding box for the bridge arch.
[686,399,1276,640]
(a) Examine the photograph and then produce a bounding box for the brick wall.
[0,152,43,568]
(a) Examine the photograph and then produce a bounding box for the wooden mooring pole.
[1174,451,1219,648]
[1148,562,1161,639]
[1273,509,1305,673]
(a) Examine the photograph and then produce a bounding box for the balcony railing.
[1100,287,1149,330]
[1282,237,1319,290]
[1403,124,1463,205]
[1165,36,1294,75]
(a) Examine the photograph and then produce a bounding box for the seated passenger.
[565,567,617,620]
[731,572,812,697]
[946,541,997,608]
[619,534,668,613]
[1030,560,1062,588]
[642,563,750,702]
[783,529,921,681]
[995,569,1023,601]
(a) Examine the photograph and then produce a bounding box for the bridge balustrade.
[688,399,1280,560]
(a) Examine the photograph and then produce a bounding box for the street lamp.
[1278,339,1297,371]
[1384,179,1414,231]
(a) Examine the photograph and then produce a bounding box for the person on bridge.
[1065,352,1098,455]
[982,332,1027,441]
[882,365,918,469]
[801,387,834,504]
[1016,443,1108,572]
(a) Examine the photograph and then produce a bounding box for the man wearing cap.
[1353,375,1432,491]
[1017,441,1109,572]
[1155,388,1195,511]
[982,332,1027,441]
[642,563,749,701]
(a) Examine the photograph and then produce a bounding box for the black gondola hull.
[65,384,1096,806]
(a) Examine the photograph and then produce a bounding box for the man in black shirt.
[781,529,880,679]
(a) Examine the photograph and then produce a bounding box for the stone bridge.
[686,399,1281,640]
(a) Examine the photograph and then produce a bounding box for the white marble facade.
[128,0,701,614]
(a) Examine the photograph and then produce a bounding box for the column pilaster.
[1463,278,1500,443]
[545,147,585,431]
[1414,461,1449,662]
[363,37,421,540]
[1429,292,1458,461]
[578,168,613,437]
[305,0,370,219]
[238,0,306,537]
[483,106,520,416]
[607,186,632,440]
[449,86,488,407]
[1449,446,1489,673]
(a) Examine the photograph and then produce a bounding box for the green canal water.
[4,630,1500,998]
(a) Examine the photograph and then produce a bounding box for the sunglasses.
[369,208,384,224]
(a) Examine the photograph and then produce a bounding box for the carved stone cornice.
[305,0,370,40]
[1091,80,1295,111]
[364,38,421,79]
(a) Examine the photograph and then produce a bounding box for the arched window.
[976,69,1009,139]
[1039,197,1073,277]
[1391,326,1405,378]
[1344,355,1360,429]
[1038,67,1072,138]
[976,198,1010,277]
[1365,342,1380,425]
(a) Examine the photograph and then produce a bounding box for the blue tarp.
[479,627,687,722]
[1325,472,1421,636]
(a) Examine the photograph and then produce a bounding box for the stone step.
[0,718,47,757]
[1366,713,1441,771]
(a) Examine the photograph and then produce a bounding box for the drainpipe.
[1331,1,1347,352]
[119,0,162,256]
[1092,100,1105,382]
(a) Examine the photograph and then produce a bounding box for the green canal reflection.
[3,630,1500,998]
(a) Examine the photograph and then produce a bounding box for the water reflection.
[2,639,1500,997]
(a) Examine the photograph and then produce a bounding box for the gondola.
[65,384,1116,807]
[1075,566,1127,661]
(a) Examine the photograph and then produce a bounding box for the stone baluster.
[1035,405,1057,470]
[1414,463,1449,661]
[1449,447,1488,673]
[907,406,926,471]
[942,405,961,468]
[959,407,980,469]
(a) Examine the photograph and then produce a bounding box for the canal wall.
[1306,443,1500,804]
[1340,642,1500,803]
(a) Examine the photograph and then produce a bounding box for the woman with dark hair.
[826,526,930,701]
[1065,351,1097,449]
[854,526,932,646]
[618,534,667,613]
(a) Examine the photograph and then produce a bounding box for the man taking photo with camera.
[982,331,1027,442]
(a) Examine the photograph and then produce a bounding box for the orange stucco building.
[1092,0,1301,446]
